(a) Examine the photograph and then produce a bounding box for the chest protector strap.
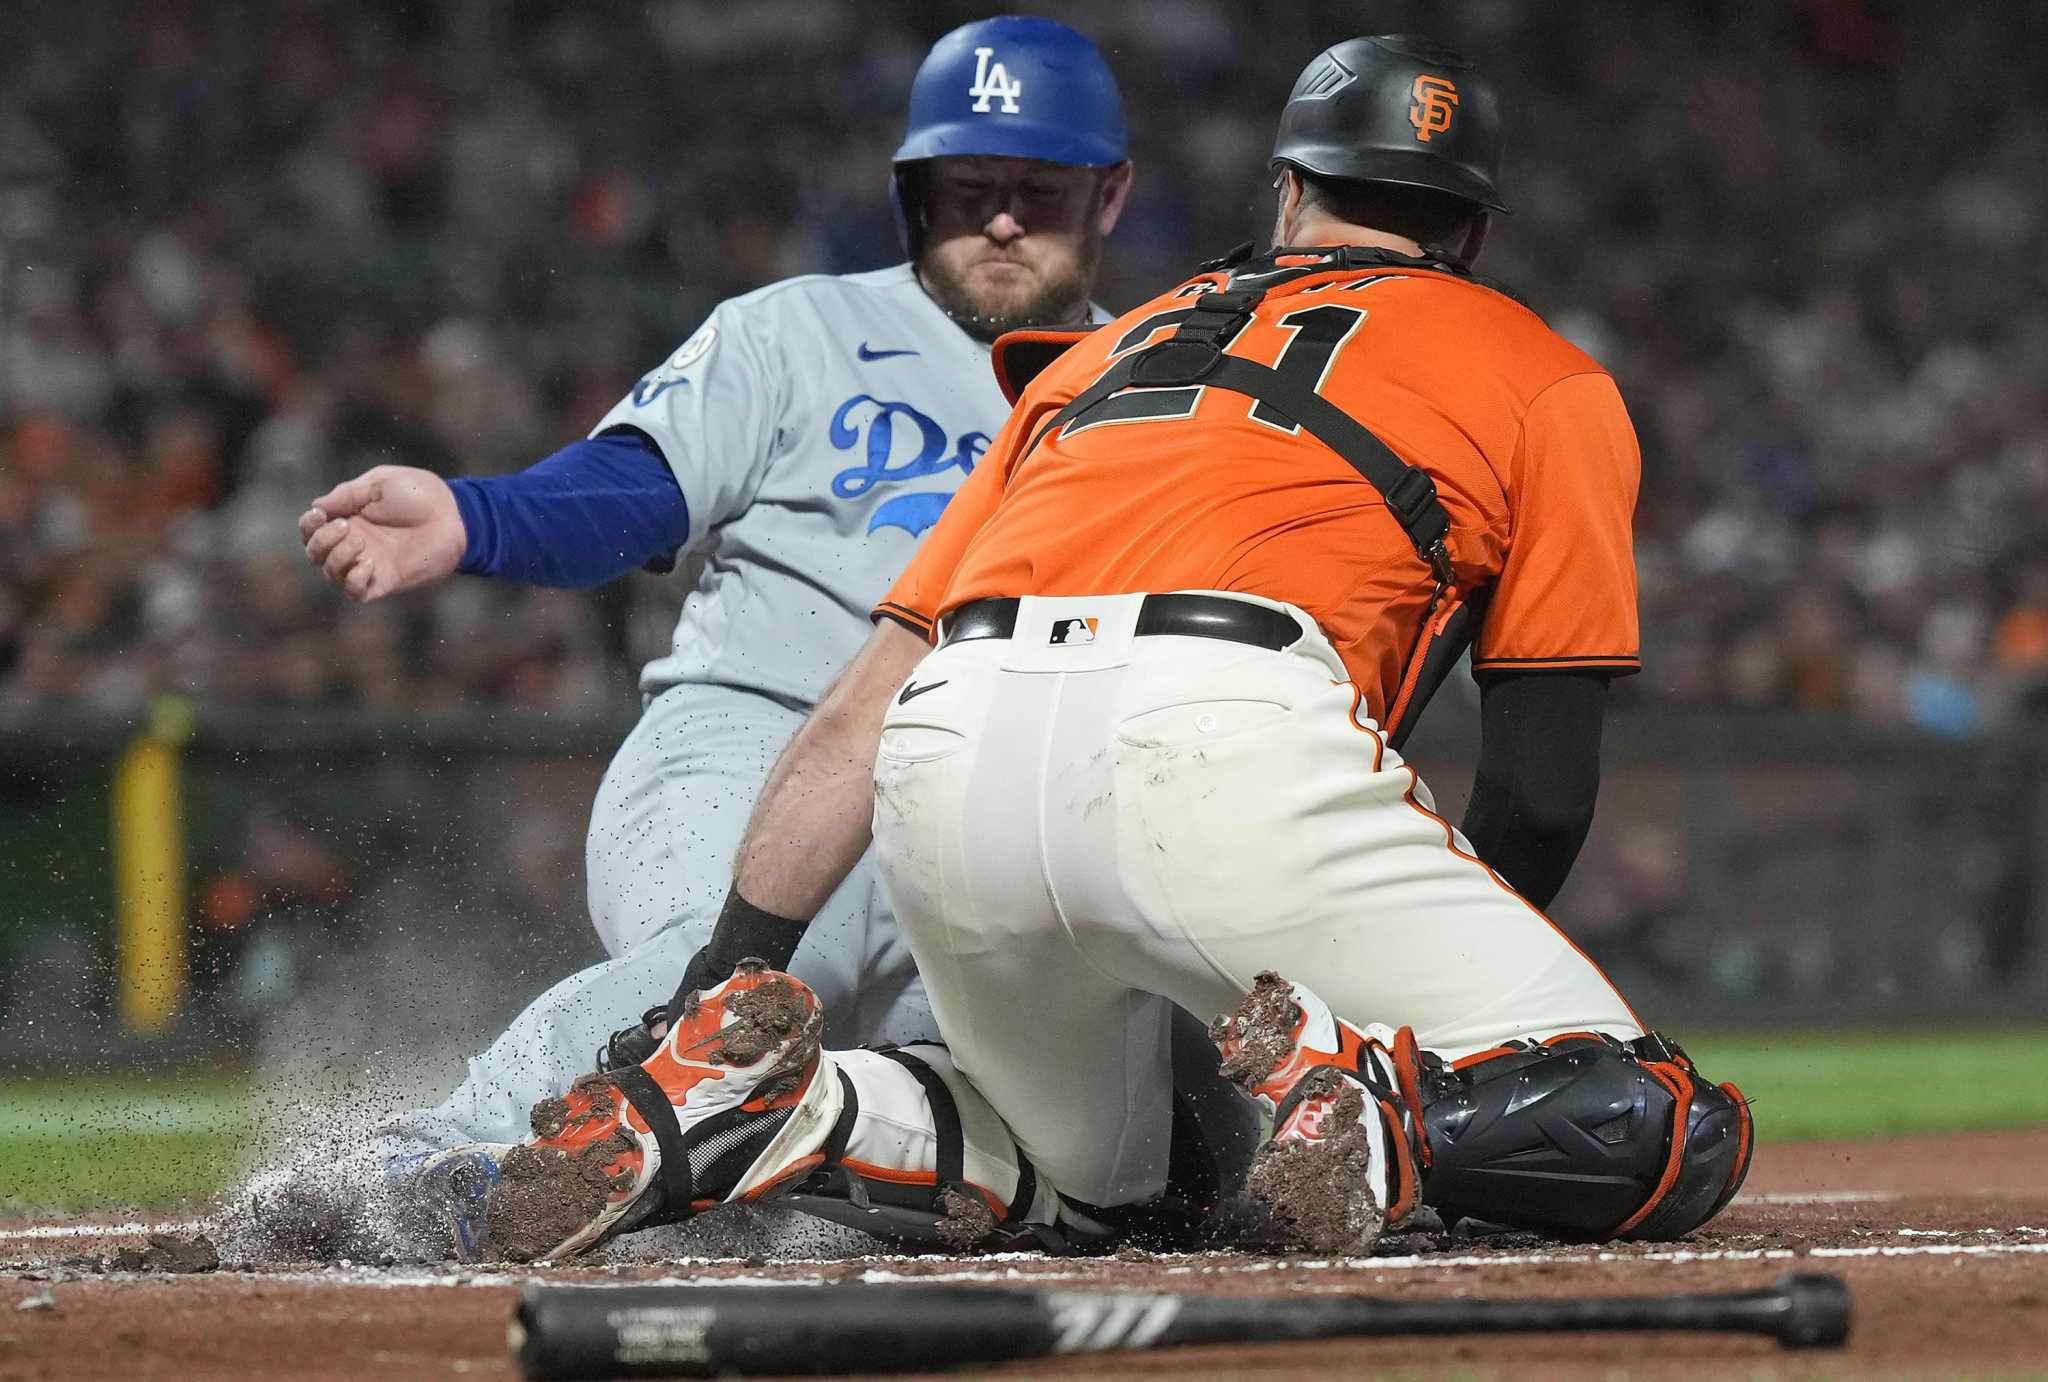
[1018,248,1477,743]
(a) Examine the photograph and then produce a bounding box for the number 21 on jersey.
[1060,299,1369,438]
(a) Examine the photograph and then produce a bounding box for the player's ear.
[1272,168,1304,245]
[1092,161,1133,237]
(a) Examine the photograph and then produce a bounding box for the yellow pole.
[111,696,194,1032]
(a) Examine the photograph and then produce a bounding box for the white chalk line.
[855,1238,2048,1286]
[7,1232,2047,1290]
[1744,1190,1898,1204]
[14,1239,2048,1293]
[0,1191,1889,1245]
[0,1218,210,1243]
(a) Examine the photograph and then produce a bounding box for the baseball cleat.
[1210,972,1426,1255]
[481,959,835,1262]
[397,1143,511,1263]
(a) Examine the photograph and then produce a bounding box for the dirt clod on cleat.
[711,976,824,1098]
[483,1133,634,1263]
[1212,971,1304,1094]
[1242,1073,1384,1256]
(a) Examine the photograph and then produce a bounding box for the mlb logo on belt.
[1049,617,1099,645]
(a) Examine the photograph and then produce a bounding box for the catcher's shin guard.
[775,1043,1068,1252]
[1419,1032,1753,1241]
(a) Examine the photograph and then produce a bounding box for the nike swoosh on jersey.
[897,679,948,704]
[858,342,920,362]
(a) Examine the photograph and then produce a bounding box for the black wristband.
[670,887,808,1008]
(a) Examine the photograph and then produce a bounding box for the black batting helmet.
[1271,35,1508,213]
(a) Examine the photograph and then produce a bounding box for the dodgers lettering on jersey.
[589,264,1017,707]
[828,396,988,539]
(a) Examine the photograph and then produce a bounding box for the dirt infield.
[4,1128,2045,1381]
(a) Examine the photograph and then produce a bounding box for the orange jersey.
[875,257,1642,725]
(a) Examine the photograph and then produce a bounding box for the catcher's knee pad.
[1419,1032,1753,1242]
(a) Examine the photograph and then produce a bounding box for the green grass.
[0,1129,251,1210]
[1685,1026,2048,1141]
[0,1073,255,1211]
[2,1029,2045,1211]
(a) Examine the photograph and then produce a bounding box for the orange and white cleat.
[481,959,839,1262]
[1210,972,1428,1254]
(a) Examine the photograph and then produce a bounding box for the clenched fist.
[298,465,468,602]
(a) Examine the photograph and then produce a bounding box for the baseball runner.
[470,35,1753,1262]
[274,17,1241,1253]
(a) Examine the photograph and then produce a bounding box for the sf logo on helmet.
[1408,74,1459,142]
[969,46,1023,114]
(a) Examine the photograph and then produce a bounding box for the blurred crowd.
[4,0,2047,733]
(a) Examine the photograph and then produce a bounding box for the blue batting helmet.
[895,16,1126,167]
[891,16,1126,255]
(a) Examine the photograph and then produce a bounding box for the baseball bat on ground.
[511,1271,1850,1378]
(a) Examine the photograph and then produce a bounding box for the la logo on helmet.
[969,47,1023,114]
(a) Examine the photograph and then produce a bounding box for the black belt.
[938,594,1300,651]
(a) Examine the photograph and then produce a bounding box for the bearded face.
[913,156,1132,342]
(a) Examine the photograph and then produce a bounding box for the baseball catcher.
[468,34,1752,1261]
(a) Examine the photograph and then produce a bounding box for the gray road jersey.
[594,263,1031,707]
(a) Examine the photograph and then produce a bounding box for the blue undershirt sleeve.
[448,428,691,588]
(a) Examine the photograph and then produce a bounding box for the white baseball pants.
[871,591,1643,1209]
